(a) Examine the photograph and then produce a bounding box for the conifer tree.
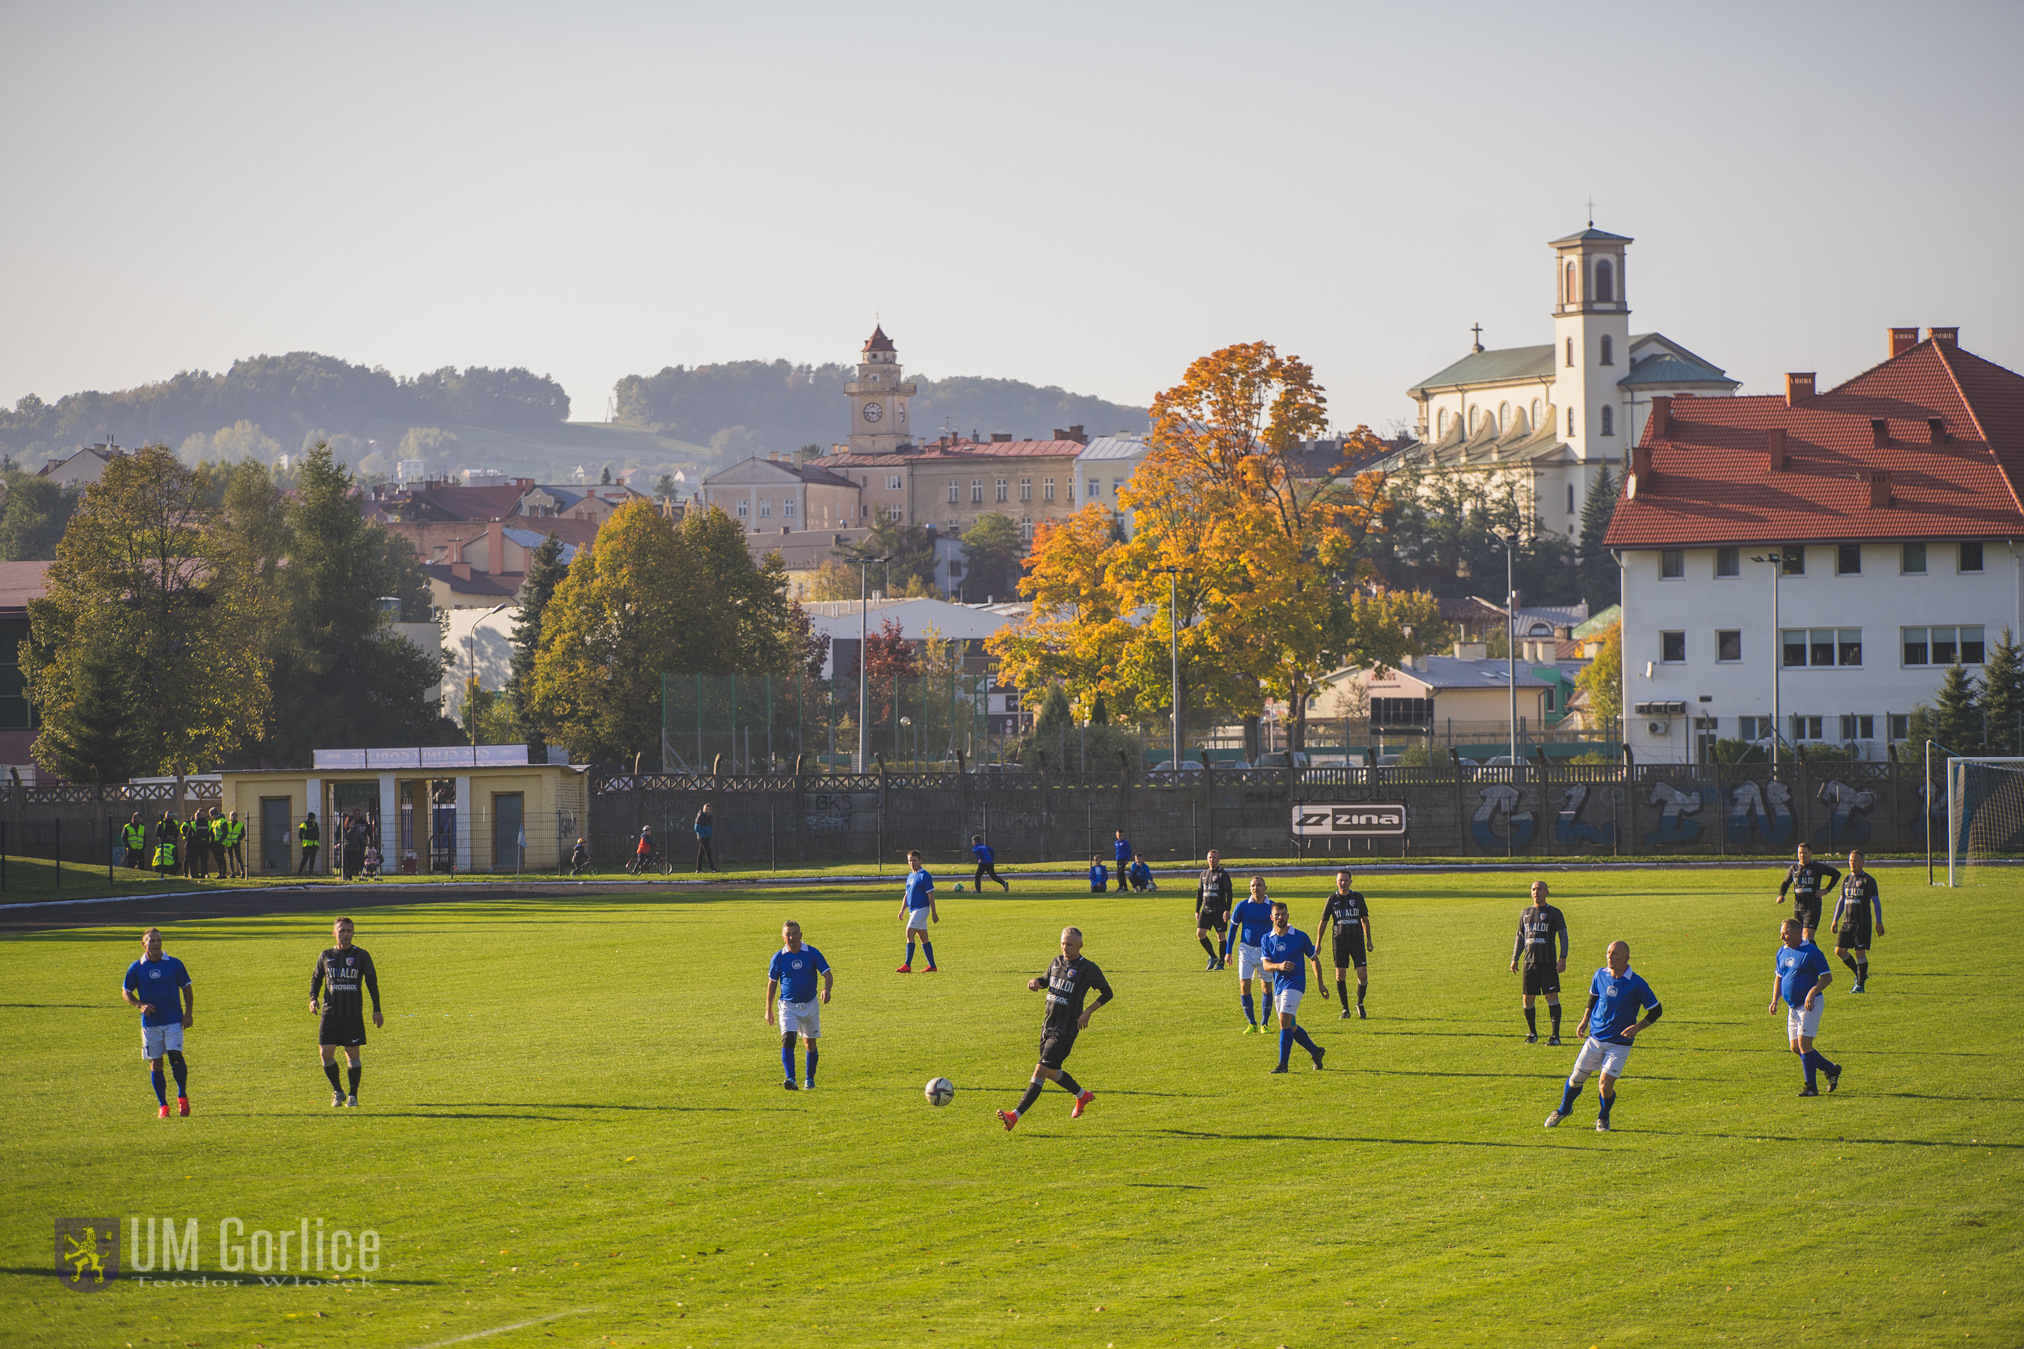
[1978,628,2024,753]
[507,534,568,755]
[1577,466,1619,611]
[1908,664,1983,754]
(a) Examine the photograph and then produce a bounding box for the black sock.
[168,1052,188,1096]
[1336,978,1349,1006]
[1524,1005,1537,1033]
[323,1062,342,1092]
[347,1064,361,1095]
[1857,960,1868,981]
[1015,1078,1046,1115]
[1055,1071,1082,1096]
[1838,950,1859,973]
[1549,1003,1562,1035]
[1356,977,1367,1007]
[1199,935,1218,959]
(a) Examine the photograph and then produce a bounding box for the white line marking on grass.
[408,1306,591,1348]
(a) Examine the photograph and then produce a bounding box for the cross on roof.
[1470,323,1484,353]
[1586,196,1595,226]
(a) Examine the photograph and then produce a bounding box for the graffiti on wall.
[1641,781,1705,847]
[1727,779,1795,845]
[1812,778,1876,847]
[1471,784,1535,851]
[1553,784,1616,847]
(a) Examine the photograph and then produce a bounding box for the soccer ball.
[924,1077,955,1107]
[952,882,965,892]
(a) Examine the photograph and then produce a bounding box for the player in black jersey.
[1776,843,1839,943]
[1194,849,1234,971]
[309,918,382,1108]
[1510,880,1569,1043]
[1830,849,1885,993]
[998,926,1113,1131]
[1315,870,1374,1019]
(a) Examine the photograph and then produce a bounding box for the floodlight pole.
[1156,565,1181,769]
[1496,533,1518,769]
[1751,550,1784,767]
[852,555,890,773]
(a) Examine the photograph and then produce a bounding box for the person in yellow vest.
[298,812,321,875]
[183,813,208,880]
[153,811,179,879]
[207,807,228,878]
[122,812,149,871]
[222,810,246,878]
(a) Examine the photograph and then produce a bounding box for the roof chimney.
[1766,427,1787,471]
[1785,373,1815,407]
[1871,418,1890,448]
[1648,395,1671,438]
[1889,327,1920,358]
[1625,441,1654,498]
[1928,417,1947,444]
[991,432,1013,443]
[1865,469,1892,509]
[1928,326,1959,348]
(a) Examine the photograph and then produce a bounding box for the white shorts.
[904,908,932,931]
[1786,998,1823,1039]
[1236,944,1265,980]
[142,1023,185,1058]
[1572,1035,1632,1080]
[779,998,821,1038]
[1273,987,1304,1016]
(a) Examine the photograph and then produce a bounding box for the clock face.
[862,402,884,424]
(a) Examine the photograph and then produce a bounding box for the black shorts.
[318,1010,368,1047]
[1792,899,1823,929]
[1521,963,1561,996]
[1331,928,1367,970]
[1038,1027,1078,1069]
[1196,911,1227,933]
[1835,921,1872,951]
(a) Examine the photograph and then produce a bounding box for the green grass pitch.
[3,867,2019,1347]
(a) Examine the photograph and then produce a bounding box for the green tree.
[399,426,460,467]
[1979,628,2024,753]
[600,464,612,485]
[654,473,677,500]
[1577,465,1620,611]
[506,534,569,756]
[35,643,143,787]
[0,475,78,560]
[1575,622,1622,726]
[259,445,446,763]
[25,444,269,781]
[960,512,1023,601]
[1907,664,1982,754]
[845,519,942,596]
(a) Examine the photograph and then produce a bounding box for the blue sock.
[1558,1079,1582,1114]
[781,1041,796,1081]
[805,1045,818,1083]
[1801,1050,1817,1089]
[1277,1027,1293,1068]
[1804,1048,1836,1080]
[905,941,916,966]
[168,1054,187,1096]
[150,1066,167,1106]
[1290,1024,1319,1054]
[922,942,936,967]
[1598,1091,1615,1123]
[1241,993,1256,1025]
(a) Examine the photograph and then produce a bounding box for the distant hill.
[612,360,1148,453]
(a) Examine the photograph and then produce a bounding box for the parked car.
[1251,751,1310,770]
[1150,758,1205,775]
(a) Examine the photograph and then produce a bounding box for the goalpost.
[1946,756,2024,886]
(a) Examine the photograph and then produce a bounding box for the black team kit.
[1513,901,1570,1042]
[1780,856,1840,933]
[1196,863,1233,970]
[311,945,381,1101]
[1832,870,1885,992]
[1316,883,1373,1018]
[1002,953,1113,1128]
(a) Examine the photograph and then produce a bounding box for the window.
[1738,715,1771,740]
[1782,629,1807,668]
[1600,405,1614,436]
[1372,696,1433,725]
[1544,687,1556,711]
[1021,519,1034,541]
[947,479,959,504]
[886,475,902,491]
[1565,337,1574,367]
[1438,409,1450,436]
[0,634,32,730]
[1565,262,1577,306]
[1888,713,1910,741]
[1499,401,1510,432]
[1661,631,1686,663]
[1470,406,1480,434]
[1567,406,1576,437]
[1841,714,1875,740]
[758,500,771,517]
[1780,628,1857,667]
[1019,477,1032,502]
[1717,630,1742,662]
[736,499,749,518]
[1596,258,1614,303]
[1781,546,1805,576]
[1113,478,1125,497]
[888,505,903,522]
[1961,540,1984,572]
[1902,542,1926,574]
[1531,398,1542,427]
[1567,483,1575,514]
[1792,715,1824,741]
[1904,626,1985,665]
[1600,334,1613,366]
[783,499,795,517]
[995,478,1008,502]
[1716,547,1740,577]
[1837,543,1861,575]
[971,480,983,503]
[1043,477,1056,501]
[1660,549,1684,578]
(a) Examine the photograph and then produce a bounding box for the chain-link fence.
[662,670,991,774]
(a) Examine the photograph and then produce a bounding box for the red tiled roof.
[0,560,52,612]
[864,325,895,353]
[1603,335,2024,548]
[910,440,1086,461]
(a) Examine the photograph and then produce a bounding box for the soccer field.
[4,867,2020,1348]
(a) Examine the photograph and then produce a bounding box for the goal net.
[1947,756,2024,885]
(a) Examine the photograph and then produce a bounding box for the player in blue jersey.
[1259,901,1328,1072]
[1089,857,1109,892]
[1771,918,1841,1096]
[1112,831,1133,892]
[1830,849,1885,993]
[1545,940,1662,1132]
[1226,876,1278,1033]
[971,835,1010,892]
[767,920,834,1090]
[121,928,194,1118]
[897,850,939,973]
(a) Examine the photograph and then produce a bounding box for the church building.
[1383,226,1739,540]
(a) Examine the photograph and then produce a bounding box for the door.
[261,797,291,871]
[493,792,524,872]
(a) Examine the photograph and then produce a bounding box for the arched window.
[1600,405,1615,437]
[1600,334,1613,366]
[1469,406,1480,433]
[1531,398,1543,428]
[1565,337,1574,368]
[1498,402,1511,433]
[1596,258,1614,303]
[1565,261,1577,305]
[1567,406,1577,437]
[1437,408,1449,437]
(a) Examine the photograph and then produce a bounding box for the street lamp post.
[1155,566,1181,768]
[1750,549,1784,766]
[851,555,890,773]
[1495,533,1519,769]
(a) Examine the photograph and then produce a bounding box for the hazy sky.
[5,1,2020,436]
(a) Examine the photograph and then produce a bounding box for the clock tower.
[845,324,917,455]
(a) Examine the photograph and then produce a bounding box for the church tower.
[845,325,917,455]
[1550,226,1632,464]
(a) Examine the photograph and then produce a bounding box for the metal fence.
[661,670,992,774]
